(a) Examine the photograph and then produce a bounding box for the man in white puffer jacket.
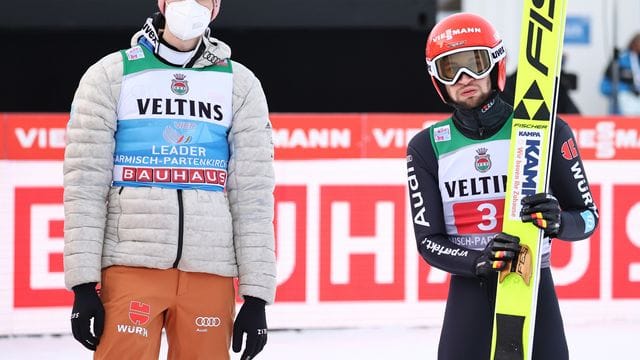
[63,1,276,359]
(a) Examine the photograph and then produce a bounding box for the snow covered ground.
[0,318,637,359]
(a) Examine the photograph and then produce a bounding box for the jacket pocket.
[105,186,124,249]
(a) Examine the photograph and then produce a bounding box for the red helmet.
[158,0,221,20]
[425,13,507,103]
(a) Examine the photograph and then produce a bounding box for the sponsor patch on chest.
[434,125,451,142]
[126,46,145,61]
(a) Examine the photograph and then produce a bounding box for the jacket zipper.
[473,112,485,137]
[173,189,184,268]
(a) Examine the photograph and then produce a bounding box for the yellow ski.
[491,1,568,359]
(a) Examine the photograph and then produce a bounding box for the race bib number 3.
[453,199,505,235]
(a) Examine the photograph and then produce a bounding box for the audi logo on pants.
[195,317,221,327]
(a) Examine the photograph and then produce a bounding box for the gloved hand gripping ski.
[475,232,522,278]
[520,193,562,237]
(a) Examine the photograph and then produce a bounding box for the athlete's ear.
[212,0,221,20]
[158,0,166,15]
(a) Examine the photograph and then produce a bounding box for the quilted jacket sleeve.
[227,61,277,304]
[63,52,122,290]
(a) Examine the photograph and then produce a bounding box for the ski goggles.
[427,44,506,85]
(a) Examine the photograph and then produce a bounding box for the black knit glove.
[70,282,104,351]
[475,232,521,278]
[232,296,268,360]
[520,193,562,237]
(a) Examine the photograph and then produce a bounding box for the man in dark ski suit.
[407,12,599,360]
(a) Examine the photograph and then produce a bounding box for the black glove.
[475,232,521,278]
[520,193,561,237]
[70,282,104,351]
[232,296,268,360]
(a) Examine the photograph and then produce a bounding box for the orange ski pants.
[94,266,235,360]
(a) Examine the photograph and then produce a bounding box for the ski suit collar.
[452,92,513,139]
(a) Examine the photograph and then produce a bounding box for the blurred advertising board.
[0,113,639,334]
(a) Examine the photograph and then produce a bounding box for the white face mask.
[165,0,212,41]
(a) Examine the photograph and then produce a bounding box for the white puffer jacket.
[63,17,276,303]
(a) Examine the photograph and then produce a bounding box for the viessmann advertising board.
[0,113,639,334]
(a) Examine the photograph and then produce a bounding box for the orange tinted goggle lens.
[435,49,492,82]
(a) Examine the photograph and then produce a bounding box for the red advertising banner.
[2,113,639,161]
[14,187,71,308]
[1,113,68,160]
[0,112,639,334]
[267,113,640,160]
[612,185,640,298]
